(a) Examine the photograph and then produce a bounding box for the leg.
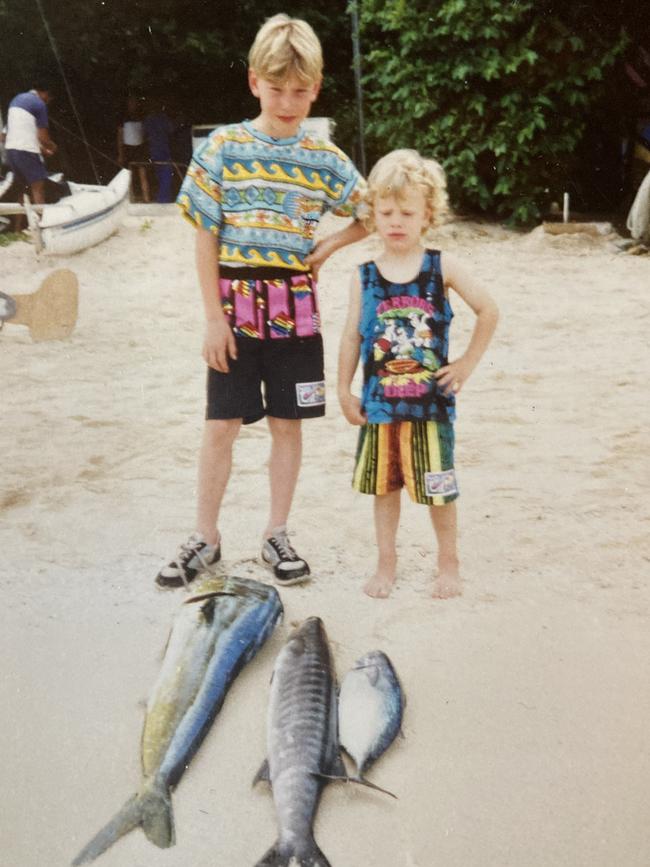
[260,416,311,584]
[196,418,242,545]
[30,179,45,204]
[155,163,173,203]
[264,416,302,536]
[364,489,401,598]
[429,501,462,598]
[138,165,151,202]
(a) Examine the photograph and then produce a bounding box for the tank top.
[358,249,456,424]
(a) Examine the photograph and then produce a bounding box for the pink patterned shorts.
[218,266,319,340]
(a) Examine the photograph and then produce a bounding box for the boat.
[0,168,131,255]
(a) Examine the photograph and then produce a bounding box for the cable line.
[34,0,101,182]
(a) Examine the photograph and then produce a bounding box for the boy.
[338,150,498,599]
[156,14,367,589]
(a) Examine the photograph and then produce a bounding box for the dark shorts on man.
[6,149,49,185]
[206,334,325,425]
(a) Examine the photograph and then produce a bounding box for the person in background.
[117,94,150,202]
[143,99,174,203]
[5,83,57,215]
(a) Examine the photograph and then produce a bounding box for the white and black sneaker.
[155,532,221,589]
[261,528,311,586]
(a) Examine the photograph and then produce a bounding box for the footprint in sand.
[0,488,32,511]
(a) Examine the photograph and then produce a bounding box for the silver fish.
[338,650,404,793]
[254,616,344,867]
[72,575,282,865]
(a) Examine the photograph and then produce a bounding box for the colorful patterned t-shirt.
[177,121,365,271]
[359,250,456,424]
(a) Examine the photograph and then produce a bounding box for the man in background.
[5,83,57,208]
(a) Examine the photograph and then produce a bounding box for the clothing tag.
[296,381,325,407]
[424,469,458,497]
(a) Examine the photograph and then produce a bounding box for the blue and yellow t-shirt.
[177,121,365,271]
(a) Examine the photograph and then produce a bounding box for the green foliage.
[359,0,630,223]
[0,231,29,247]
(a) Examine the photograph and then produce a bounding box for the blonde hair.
[248,14,323,84]
[362,149,449,232]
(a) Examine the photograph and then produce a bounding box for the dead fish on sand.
[338,650,404,796]
[72,575,282,865]
[254,616,344,867]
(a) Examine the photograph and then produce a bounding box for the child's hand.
[305,238,334,281]
[203,319,237,373]
[434,356,475,396]
[338,391,366,425]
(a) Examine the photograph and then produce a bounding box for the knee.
[204,418,241,448]
[267,417,302,441]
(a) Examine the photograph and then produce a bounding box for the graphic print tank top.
[358,249,456,424]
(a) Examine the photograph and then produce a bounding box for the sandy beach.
[2,209,649,867]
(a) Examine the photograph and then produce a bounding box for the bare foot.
[363,572,395,598]
[432,559,462,599]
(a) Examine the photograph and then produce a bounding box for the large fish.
[254,616,344,867]
[72,575,283,865]
[338,650,404,794]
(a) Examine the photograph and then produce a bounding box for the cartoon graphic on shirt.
[372,296,439,400]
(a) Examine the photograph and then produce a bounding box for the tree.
[359,0,633,223]
[0,0,357,181]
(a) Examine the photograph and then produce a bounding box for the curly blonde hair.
[361,149,449,232]
[248,14,323,84]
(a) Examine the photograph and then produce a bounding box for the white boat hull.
[38,169,131,255]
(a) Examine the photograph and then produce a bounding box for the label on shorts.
[296,380,325,407]
[424,469,458,497]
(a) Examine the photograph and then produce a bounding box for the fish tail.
[71,783,174,865]
[255,835,331,866]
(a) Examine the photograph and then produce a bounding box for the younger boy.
[338,150,498,599]
[156,14,367,588]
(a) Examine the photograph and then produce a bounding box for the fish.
[72,575,283,865]
[338,650,404,794]
[253,616,344,867]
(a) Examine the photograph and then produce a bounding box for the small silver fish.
[72,575,282,865]
[338,650,404,794]
[254,616,344,867]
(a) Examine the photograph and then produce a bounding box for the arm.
[37,126,57,156]
[305,219,368,280]
[434,252,499,395]
[337,271,367,425]
[195,226,237,372]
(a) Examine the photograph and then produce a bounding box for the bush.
[359,0,629,223]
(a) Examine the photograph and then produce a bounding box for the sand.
[1,210,649,867]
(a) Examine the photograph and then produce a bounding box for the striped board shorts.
[352,420,459,506]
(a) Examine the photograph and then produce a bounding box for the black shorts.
[206,335,325,425]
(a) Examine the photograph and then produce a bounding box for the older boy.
[156,14,367,588]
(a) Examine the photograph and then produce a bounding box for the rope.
[49,118,120,168]
[33,0,101,183]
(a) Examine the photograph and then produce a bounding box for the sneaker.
[261,528,311,586]
[155,532,221,589]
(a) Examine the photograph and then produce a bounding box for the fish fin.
[330,753,347,777]
[312,771,398,800]
[71,783,174,864]
[352,774,398,799]
[255,835,331,866]
[252,759,271,787]
[183,590,237,605]
[140,782,175,848]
